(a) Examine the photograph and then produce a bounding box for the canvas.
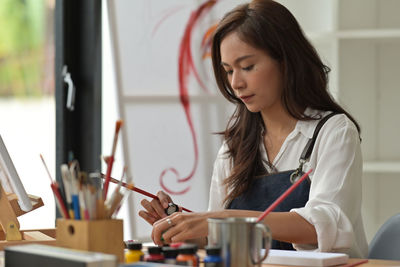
[0,134,32,212]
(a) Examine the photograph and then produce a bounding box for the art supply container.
[208,217,271,267]
[56,219,124,262]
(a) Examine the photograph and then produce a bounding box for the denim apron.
[228,112,338,250]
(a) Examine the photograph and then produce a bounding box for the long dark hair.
[211,0,360,206]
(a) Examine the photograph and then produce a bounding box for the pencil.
[69,160,81,220]
[60,164,74,219]
[99,173,193,213]
[51,183,70,219]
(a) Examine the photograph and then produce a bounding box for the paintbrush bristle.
[115,120,123,133]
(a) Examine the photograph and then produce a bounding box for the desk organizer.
[56,219,124,262]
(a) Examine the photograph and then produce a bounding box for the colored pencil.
[69,160,81,220]
[60,164,74,219]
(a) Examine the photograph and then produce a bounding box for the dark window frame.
[55,0,102,217]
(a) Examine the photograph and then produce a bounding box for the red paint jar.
[143,246,164,263]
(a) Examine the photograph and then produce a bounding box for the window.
[0,0,56,229]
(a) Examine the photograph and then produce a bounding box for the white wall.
[104,0,400,243]
[105,0,241,240]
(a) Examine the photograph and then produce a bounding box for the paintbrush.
[103,119,123,199]
[105,166,126,218]
[40,154,70,219]
[256,169,313,223]
[99,173,193,213]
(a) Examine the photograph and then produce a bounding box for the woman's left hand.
[151,212,209,246]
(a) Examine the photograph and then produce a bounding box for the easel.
[0,181,56,250]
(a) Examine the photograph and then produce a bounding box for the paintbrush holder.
[56,219,124,262]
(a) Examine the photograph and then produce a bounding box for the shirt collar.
[295,107,326,139]
[260,107,327,148]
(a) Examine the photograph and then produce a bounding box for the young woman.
[139,0,368,258]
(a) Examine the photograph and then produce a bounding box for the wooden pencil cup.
[56,219,124,262]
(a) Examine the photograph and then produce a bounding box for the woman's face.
[220,31,283,114]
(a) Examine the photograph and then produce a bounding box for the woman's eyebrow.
[221,54,255,67]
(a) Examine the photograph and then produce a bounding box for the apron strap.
[290,112,339,183]
[300,112,339,161]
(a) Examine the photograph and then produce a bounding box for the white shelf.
[121,94,225,103]
[363,161,400,173]
[298,0,400,244]
[306,29,400,43]
[337,29,400,40]
[306,32,335,44]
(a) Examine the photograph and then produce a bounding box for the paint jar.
[143,246,164,263]
[204,246,223,267]
[125,241,144,263]
[176,244,198,266]
[162,246,179,264]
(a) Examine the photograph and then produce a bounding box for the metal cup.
[208,217,271,267]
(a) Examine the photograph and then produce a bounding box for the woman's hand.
[138,191,175,225]
[151,212,209,246]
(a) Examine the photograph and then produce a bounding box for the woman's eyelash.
[224,64,253,75]
[243,65,254,71]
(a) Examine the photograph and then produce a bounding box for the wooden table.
[199,259,400,266]
[2,250,400,266]
[262,258,400,266]
[196,248,400,266]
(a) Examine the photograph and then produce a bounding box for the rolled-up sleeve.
[208,142,230,211]
[291,115,366,256]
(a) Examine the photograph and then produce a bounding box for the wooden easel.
[0,181,56,250]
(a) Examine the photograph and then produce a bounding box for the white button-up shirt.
[207,108,368,258]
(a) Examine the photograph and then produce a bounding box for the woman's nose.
[230,71,245,90]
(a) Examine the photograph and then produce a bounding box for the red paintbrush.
[103,120,123,199]
[40,154,70,219]
[256,169,313,223]
[100,173,193,213]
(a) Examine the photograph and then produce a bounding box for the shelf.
[121,94,225,103]
[306,29,400,43]
[337,29,400,40]
[306,32,335,44]
[363,161,400,173]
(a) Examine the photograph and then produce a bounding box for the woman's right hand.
[138,191,174,225]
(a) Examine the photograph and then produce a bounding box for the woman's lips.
[240,94,254,103]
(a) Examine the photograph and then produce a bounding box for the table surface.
[261,258,400,266]
[2,250,400,266]
[195,249,400,266]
